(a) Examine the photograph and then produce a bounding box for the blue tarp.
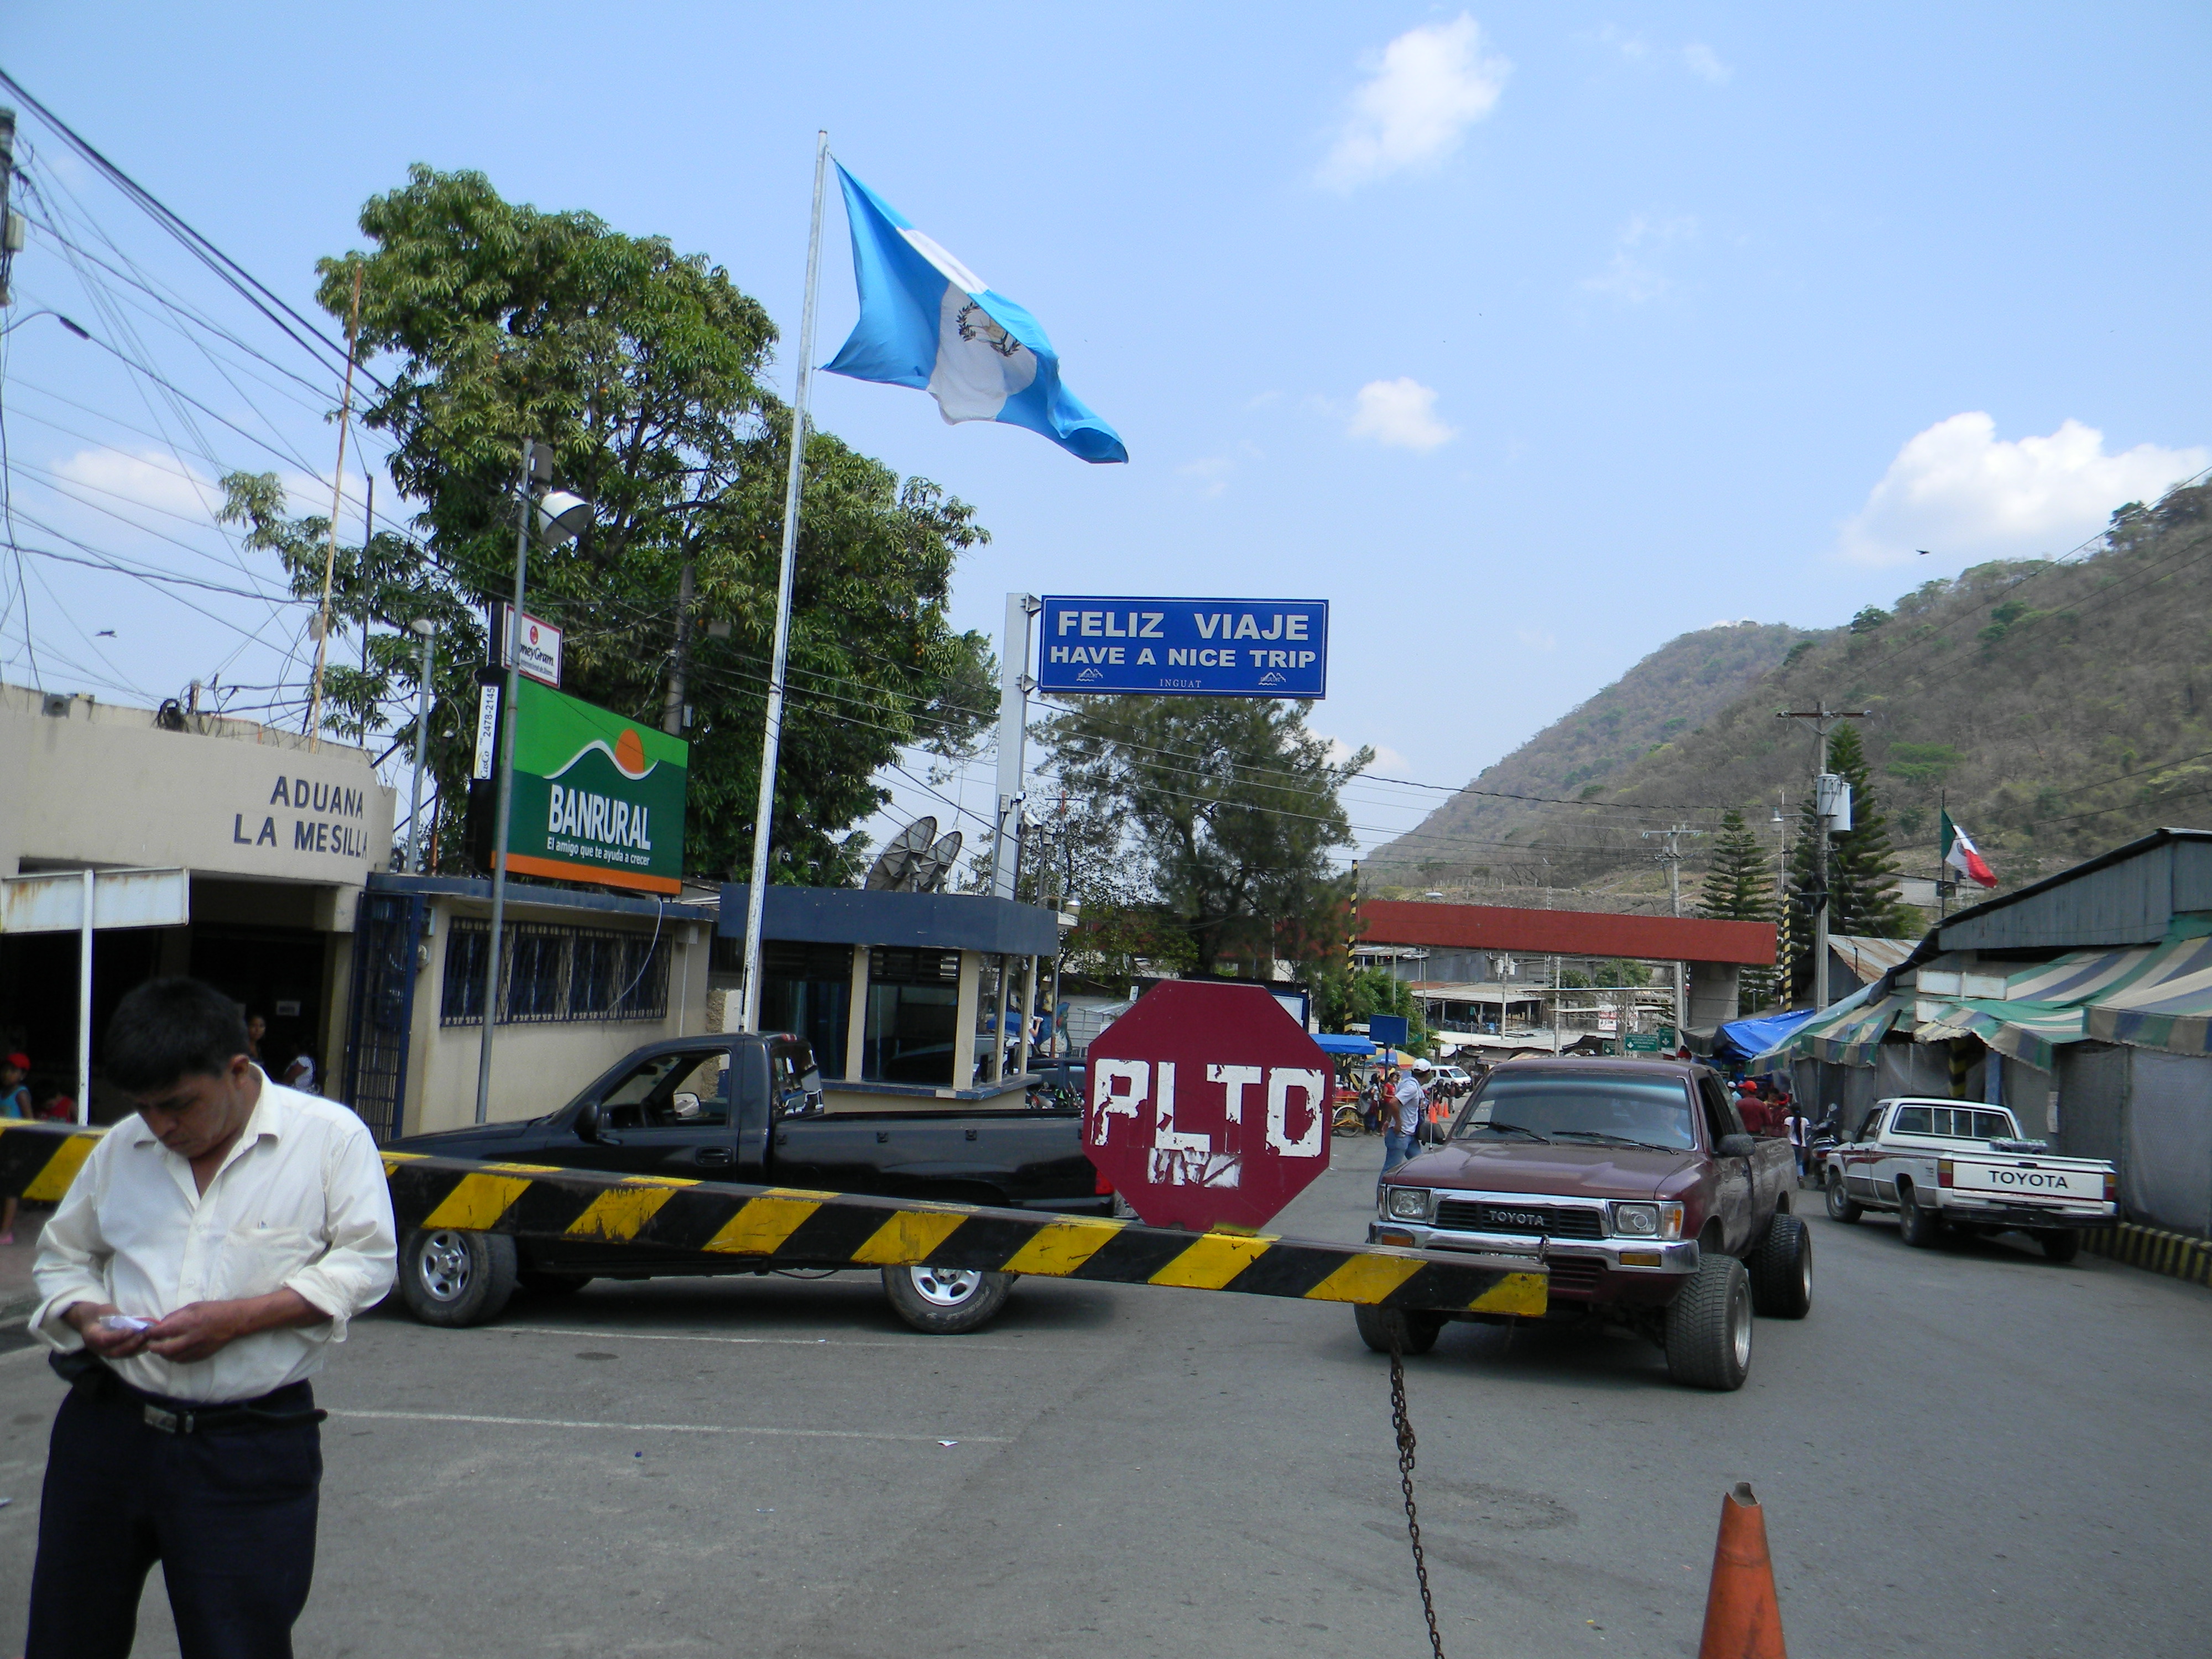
[1713,1008,1819,1065]
[1313,1034,1376,1056]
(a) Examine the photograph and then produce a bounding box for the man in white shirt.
[1380,1059,1433,1191]
[25,977,397,1659]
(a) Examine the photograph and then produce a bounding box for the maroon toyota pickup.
[1363,1057,1809,1390]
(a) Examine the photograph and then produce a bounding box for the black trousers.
[26,1377,322,1659]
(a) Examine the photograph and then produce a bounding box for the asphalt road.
[3,1137,2208,1658]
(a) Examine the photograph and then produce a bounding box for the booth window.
[441,919,670,1026]
[863,947,962,1086]
[759,941,854,1079]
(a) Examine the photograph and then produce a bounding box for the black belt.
[51,1351,326,1434]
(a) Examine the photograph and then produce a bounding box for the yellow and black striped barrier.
[0,1122,1546,1316]
[2083,1220,2212,1288]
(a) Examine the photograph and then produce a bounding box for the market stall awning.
[1312,1033,1376,1056]
[1714,1008,1817,1065]
[2085,934,2212,1056]
[1749,982,1890,1067]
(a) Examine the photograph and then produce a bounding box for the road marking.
[482,1323,1023,1352]
[326,1407,1009,1444]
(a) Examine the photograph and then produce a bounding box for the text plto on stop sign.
[1089,1059,1328,1189]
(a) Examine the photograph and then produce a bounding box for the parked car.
[385,1031,1108,1335]
[1366,1057,1808,1390]
[1431,1064,1474,1099]
[1820,1097,2116,1259]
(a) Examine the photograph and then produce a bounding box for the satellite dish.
[911,831,963,894]
[865,817,939,891]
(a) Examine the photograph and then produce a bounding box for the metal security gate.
[344,892,425,1142]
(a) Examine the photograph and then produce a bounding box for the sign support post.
[474,439,537,1125]
[991,592,1038,900]
[76,869,91,1124]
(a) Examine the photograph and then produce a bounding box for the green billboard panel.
[504,677,688,895]
[1623,1032,1664,1053]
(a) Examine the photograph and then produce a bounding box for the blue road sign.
[1037,596,1328,697]
[1368,1014,1410,1048]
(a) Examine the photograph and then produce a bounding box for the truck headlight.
[1385,1187,1432,1222]
[1610,1201,1684,1240]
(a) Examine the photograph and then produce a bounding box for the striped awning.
[2084,935,2212,1056]
[1910,998,2086,1072]
[1750,983,1900,1068]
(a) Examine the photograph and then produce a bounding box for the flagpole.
[738,128,830,1033]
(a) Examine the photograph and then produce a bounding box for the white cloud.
[1317,14,1510,191]
[52,446,222,523]
[1347,378,1455,452]
[1325,736,1409,771]
[1515,627,1557,651]
[1592,26,1731,84]
[1681,43,1731,84]
[1838,413,2210,566]
[1177,456,1234,498]
[1579,213,1697,305]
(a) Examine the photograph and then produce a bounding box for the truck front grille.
[1433,1199,1605,1240]
[1542,1257,1604,1297]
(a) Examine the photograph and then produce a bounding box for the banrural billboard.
[504,678,687,895]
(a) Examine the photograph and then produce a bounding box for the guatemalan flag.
[822,165,1127,464]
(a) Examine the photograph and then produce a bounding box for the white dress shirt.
[30,1072,398,1404]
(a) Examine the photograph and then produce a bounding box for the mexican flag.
[1941,811,1998,889]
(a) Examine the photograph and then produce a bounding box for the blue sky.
[4,3,2208,863]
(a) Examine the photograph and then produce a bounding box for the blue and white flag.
[822,164,1127,465]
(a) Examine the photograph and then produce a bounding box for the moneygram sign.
[504,678,687,895]
[1037,596,1328,698]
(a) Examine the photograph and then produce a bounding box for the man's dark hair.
[104,978,252,1091]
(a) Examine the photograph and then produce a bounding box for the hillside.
[1374,482,2212,904]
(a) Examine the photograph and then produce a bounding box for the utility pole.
[661,554,695,737]
[307,266,363,749]
[1776,704,1872,1011]
[0,108,18,309]
[1642,822,1702,1035]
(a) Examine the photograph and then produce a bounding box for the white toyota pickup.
[1820,1097,2116,1261]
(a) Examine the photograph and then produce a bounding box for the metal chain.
[1389,1332,1448,1659]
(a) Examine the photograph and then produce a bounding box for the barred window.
[440,919,672,1026]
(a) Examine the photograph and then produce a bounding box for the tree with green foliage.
[1785,724,1915,995]
[1698,807,1778,1011]
[1310,966,1430,1056]
[247,165,995,880]
[1040,696,1368,979]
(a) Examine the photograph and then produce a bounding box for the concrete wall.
[401,894,712,1134]
[2,683,395,910]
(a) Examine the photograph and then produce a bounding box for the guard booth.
[714,885,1066,1108]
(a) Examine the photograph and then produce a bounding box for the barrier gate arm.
[0,1124,1547,1317]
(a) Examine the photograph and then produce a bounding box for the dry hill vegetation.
[1375,481,2212,903]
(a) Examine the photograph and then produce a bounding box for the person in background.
[24,976,396,1658]
[281,1050,318,1095]
[1381,1060,1433,1188]
[244,1012,267,1062]
[1,1050,29,1244]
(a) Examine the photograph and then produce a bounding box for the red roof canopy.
[1360,900,1776,967]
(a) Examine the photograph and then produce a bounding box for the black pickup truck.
[387,1030,1102,1334]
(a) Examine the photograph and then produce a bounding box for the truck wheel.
[1825,1170,1863,1223]
[881,1265,1014,1334]
[1747,1213,1813,1318]
[1353,1305,1446,1356]
[1897,1185,1942,1249]
[1663,1256,1753,1391]
[399,1228,518,1328]
[2037,1228,2081,1264]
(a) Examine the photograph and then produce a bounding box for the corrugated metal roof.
[1931,828,2212,953]
[1830,935,1916,984]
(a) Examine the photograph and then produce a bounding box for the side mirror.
[1717,1133,1757,1159]
[575,1099,602,1141]
[671,1091,702,1120]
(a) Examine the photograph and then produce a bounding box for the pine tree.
[1699,808,1778,1013]
[1785,724,1914,998]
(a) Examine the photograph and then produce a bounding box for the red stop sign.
[1083,980,1334,1232]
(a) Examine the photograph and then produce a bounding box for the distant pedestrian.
[1786,1105,1810,1183]
[1,1050,29,1244]
[24,977,397,1659]
[1381,1060,1433,1187]
[281,1048,319,1095]
[244,1011,267,1062]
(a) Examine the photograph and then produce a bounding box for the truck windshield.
[1455,1074,1697,1151]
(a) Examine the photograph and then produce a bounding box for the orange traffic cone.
[1697,1481,1787,1659]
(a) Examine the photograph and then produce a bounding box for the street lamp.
[473,440,593,1124]
[405,619,438,874]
